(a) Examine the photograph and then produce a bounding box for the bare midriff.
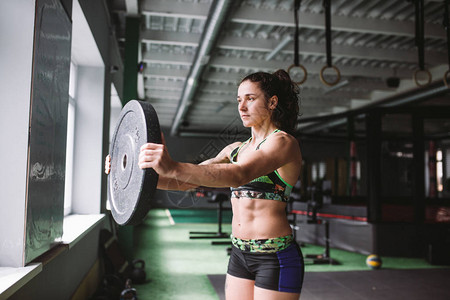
[230,196,292,239]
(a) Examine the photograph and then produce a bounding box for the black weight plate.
[108,100,161,225]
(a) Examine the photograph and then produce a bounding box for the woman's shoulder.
[268,130,301,157]
[273,130,299,145]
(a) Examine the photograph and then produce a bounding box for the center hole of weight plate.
[122,154,128,170]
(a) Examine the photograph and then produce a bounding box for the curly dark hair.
[240,69,300,134]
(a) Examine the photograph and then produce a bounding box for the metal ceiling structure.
[110,0,450,137]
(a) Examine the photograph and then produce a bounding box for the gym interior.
[1,0,450,299]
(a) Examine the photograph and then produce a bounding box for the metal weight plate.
[108,100,161,225]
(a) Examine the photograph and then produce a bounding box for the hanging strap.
[444,0,450,87]
[415,0,425,71]
[294,0,301,67]
[287,0,307,85]
[319,0,340,86]
[444,0,450,69]
[324,0,332,67]
[413,0,432,86]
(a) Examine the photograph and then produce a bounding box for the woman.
[106,69,304,299]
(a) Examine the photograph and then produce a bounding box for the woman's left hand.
[138,132,177,177]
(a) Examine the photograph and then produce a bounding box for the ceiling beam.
[147,101,178,109]
[142,49,420,79]
[141,0,208,19]
[142,50,194,66]
[141,30,445,65]
[145,80,185,91]
[141,29,200,47]
[140,0,445,39]
[143,65,397,101]
[218,35,446,66]
[196,87,370,101]
[231,6,445,39]
[209,56,414,79]
[145,90,181,100]
[192,96,359,108]
[200,76,395,92]
[200,71,391,93]
[143,68,189,80]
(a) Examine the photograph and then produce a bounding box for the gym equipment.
[97,229,147,299]
[303,186,339,265]
[99,229,130,278]
[130,259,147,284]
[320,0,341,87]
[443,0,450,87]
[366,254,382,270]
[287,0,307,85]
[92,274,123,300]
[413,0,432,87]
[108,100,161,225]
[189,192,231,245]
[120,279,138,300]
[349,141,358,196]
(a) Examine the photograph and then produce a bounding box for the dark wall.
[9,221,103,300]
[162,126,244,163]
[299,138,368,198]
[300,138,348,161]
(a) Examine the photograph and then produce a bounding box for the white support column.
[0,1,36,267]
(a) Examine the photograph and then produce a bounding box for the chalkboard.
[25,0,72,264]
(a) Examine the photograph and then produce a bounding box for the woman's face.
[237,80,272,128]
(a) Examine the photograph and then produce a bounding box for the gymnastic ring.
[443,69,450,88]
[319,65,341,87]
[287,64,307,85]
[413,69,432,87]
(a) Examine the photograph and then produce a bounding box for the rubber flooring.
[132,209,449,300]
[208,268,450,300]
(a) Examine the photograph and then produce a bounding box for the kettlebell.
[120,288,137,300]
[130,259,146,284]
[120,279,137,300]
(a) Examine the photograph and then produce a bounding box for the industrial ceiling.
[109,0,450,137]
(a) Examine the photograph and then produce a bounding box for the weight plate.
[108,100,161,225]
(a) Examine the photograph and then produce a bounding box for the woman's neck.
[250,124,278,145]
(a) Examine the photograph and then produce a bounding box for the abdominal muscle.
[231,196,292,239]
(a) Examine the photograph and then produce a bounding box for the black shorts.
[227,242,304,293]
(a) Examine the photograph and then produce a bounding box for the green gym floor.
[131,209,450,300]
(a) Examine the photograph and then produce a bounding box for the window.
[437,149,443,193]
[64,62,77,216]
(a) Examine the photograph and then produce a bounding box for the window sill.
[56,214,105,248]
[0,213,105,298]
[0,263,42,299]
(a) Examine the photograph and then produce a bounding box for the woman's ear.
[269,96,278,110]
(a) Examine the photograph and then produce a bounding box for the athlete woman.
[106,69,304,300]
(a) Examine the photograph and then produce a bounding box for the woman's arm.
[156,176,197,191]
[155,141,241,191]
[106,135,241,191]
[139,132,301,188]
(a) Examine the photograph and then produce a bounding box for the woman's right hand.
[105,155,111,174]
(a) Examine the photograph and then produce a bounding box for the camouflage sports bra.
[229,129,292,202]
